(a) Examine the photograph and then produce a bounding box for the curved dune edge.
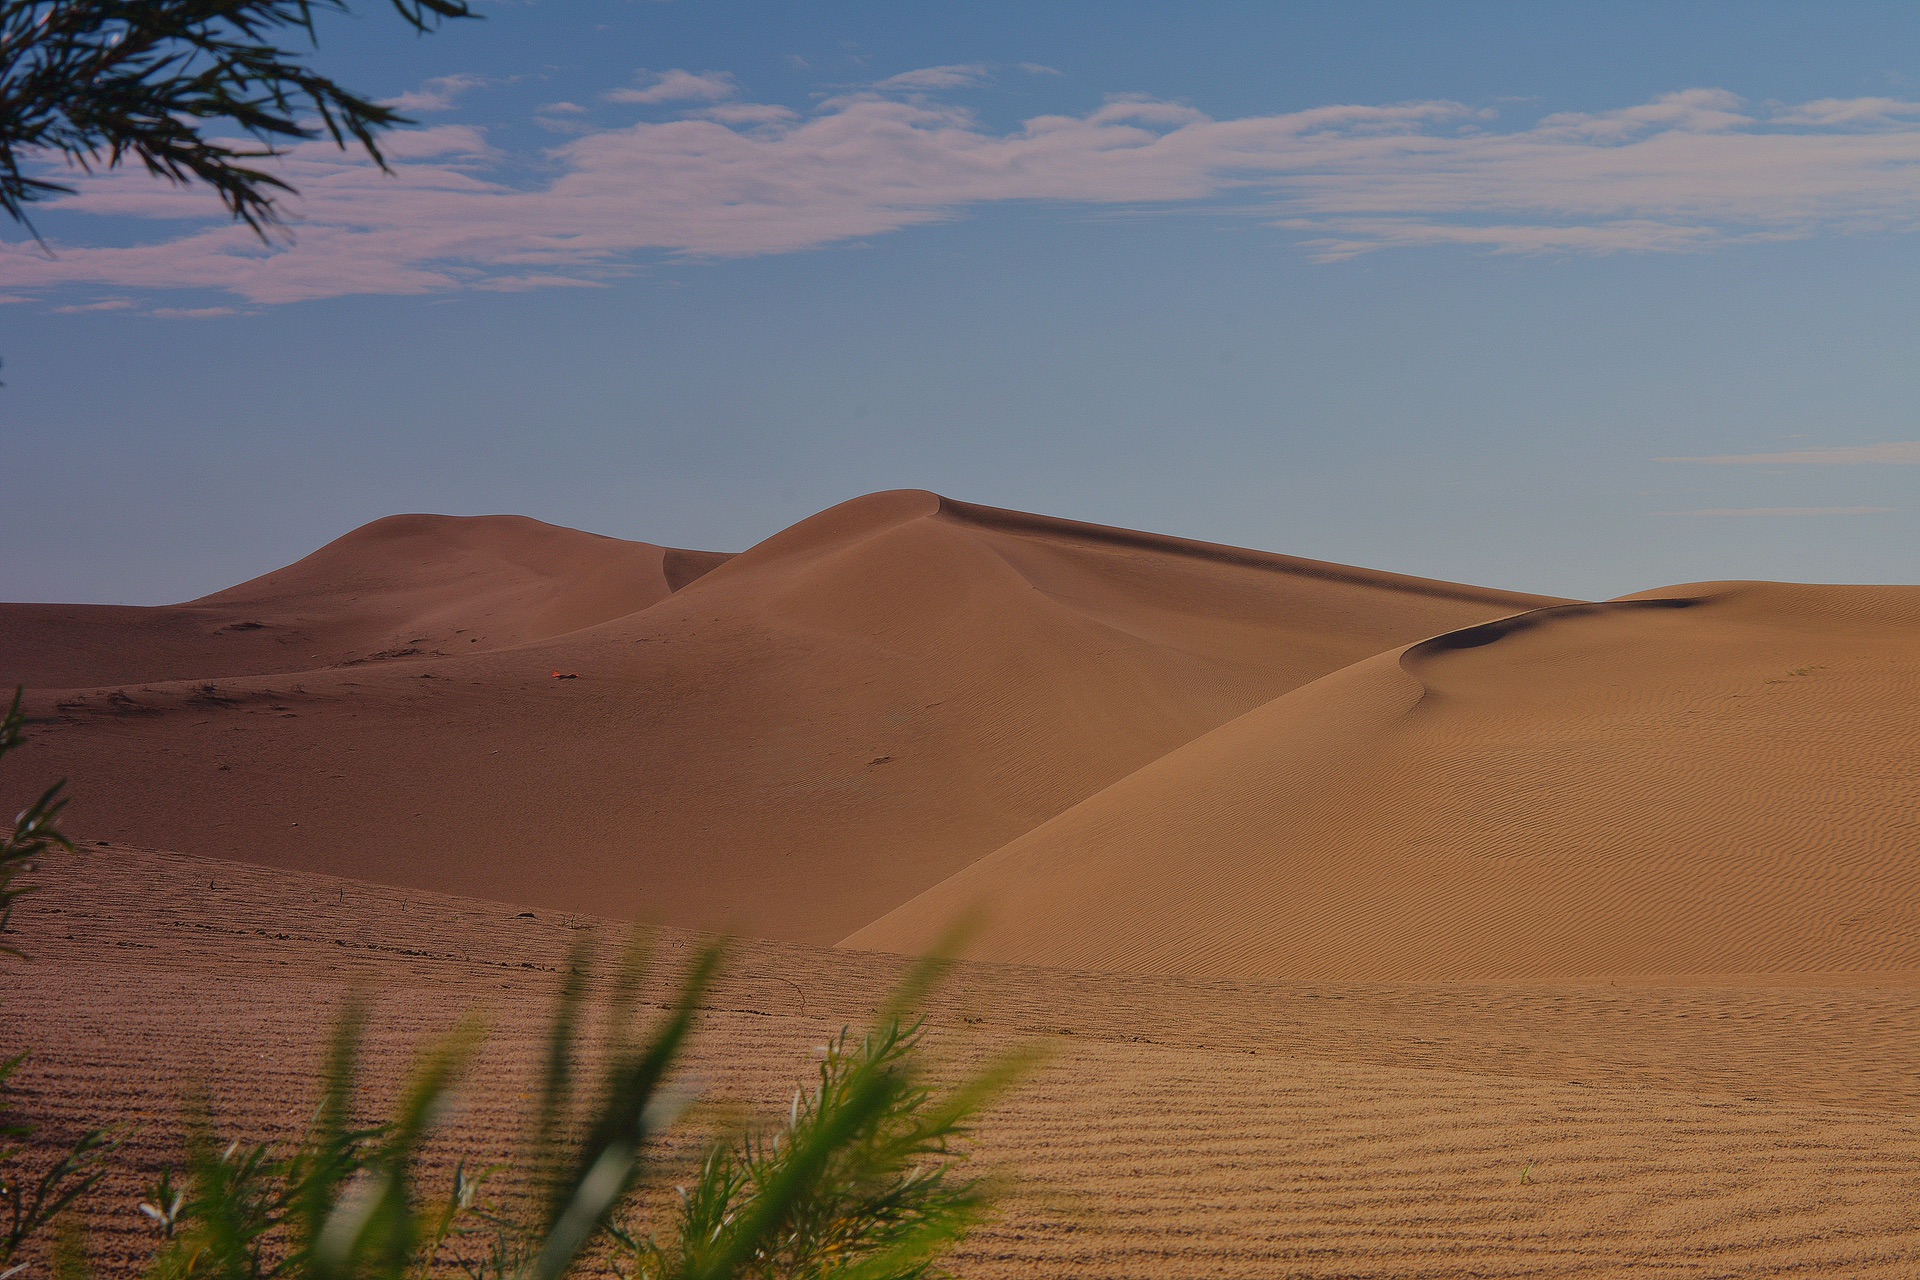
[933,494,1552,610]
[1,490,1557,945]
[1,512,732,689]
[844,581,1920,982]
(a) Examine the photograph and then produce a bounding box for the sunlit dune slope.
[0,513,730,688]
[2,490,1554,944]
[847,582,1920,980]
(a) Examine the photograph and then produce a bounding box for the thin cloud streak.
[382,73,491,114]
[874,64,989,91]
[1661,442,1920,465]
[604,69,738,105]
[10,86,1920,305]
[1662,506,1895,517]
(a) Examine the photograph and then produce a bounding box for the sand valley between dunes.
[5,490,1920,1276]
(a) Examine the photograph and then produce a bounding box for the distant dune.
[0,513,730,688]
[847,581,1920,980]
[11,492,1915,978]
[15,496,1920,1280]
[0,490,1552,945]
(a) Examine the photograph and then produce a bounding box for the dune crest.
[0,490,1555,944]
[846,581,1920,981]
[0,513,728,688]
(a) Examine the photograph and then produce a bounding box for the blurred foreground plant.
[1,1055,116,1279]
[141,937,1025,1280]
[0,688,73,960]
[1,687,119,1279]
[0,685,1025,1278]
[622,1012,1026,1280]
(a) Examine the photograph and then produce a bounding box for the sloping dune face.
[0,514,727,688]
[1,490,1553,944]
[847,582,1920,980]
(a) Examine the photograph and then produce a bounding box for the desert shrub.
[138,937,1022,1280]
[621,1014,1025,1280]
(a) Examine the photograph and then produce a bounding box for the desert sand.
[7,492,1920,1276]
[852,582,1920,980]
[0,490,1552,943]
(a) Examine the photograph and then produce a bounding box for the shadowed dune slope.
[0,513,730,688]
[2,490,1555,944]
[847,582,1920,980]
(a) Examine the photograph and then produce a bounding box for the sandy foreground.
[11,845,1920,1278]
[6,490,1920,1274]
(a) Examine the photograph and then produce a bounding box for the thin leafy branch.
[626,1015,1032,1280]
[0,687,74,959]
[1,1054,118,1279]
[0,0,478,238]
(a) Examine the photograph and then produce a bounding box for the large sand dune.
[1,490,1550,944]
[848,581,1920,980]
[11,496,1920,1276]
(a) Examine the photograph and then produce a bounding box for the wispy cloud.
[1661,441,1920,465]
[382,73,492,114]
[604,69,738,105]
[52,298,136,313]
[13,86,1920,304]
[1663,506,1895,517]
[1771,97,1920,127]
[697,102,799,125]
[874,65,989,91]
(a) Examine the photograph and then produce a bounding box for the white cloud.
[604,69,738,106]
[383,74,491,115]
[874,65,988,91]
[1661,442,1920,465]
[697,103,799,125]
[1536,88,1749,142]
[147,305,238,319]
[534,102,594,134]
[52,298,135,312]
[1663,506,1895,516]
[1773,97,1920,127]
[14,87,1920,305]
[1019,63,1063,77]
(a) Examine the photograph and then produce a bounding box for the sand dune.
[0,513,730,689]
[848,581,1920,980]
[13,498,1920,1275]
[0,490,1552,944]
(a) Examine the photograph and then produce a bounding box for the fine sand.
[7,492,1920,1276]
[12,846,1920,1278]
[851,582,1920,980]
[0,491,1552,944]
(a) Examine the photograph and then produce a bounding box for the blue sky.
[3,1,1917,603]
